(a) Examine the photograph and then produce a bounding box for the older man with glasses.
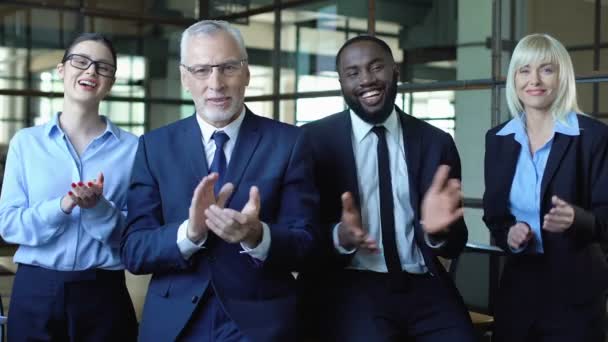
[120,20,322,342]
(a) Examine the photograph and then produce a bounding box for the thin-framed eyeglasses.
[180,59,247,80]
[63,54,116,78]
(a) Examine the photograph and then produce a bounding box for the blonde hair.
[505,33,581,122]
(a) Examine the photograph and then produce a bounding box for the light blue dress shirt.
[0,113,138,270]
[497,112,579,253]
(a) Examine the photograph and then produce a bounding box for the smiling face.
[514,60,559,115]
[337,40,398,124]
[57,40,116,105]
[180,30,250,127]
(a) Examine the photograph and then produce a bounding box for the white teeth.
[78,80,97,87]
[361,90,381,98]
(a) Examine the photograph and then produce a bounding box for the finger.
[203,173,219,195]
[231,210,250,226]
[545,212,572,223]
[248,186,261,212]
[191,177,206,206]
[205,206,229,228]
[70,183,83,198]
[544,216,570,227]
[78,184,93,198]
[341,192,354,213]
[551,195,569,208]
[444,208,464,224]
[351,227,366,241]
[428,165,451,195]
[548,207,573,218]
[443,183,463,205]
[205,218,223,236]
[97,172,104,186]
[217,183,235,208]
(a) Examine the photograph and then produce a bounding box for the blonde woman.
[483,33,608,342]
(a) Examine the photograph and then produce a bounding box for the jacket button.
[191,296,199,304]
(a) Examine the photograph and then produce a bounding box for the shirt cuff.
[43,196,71,226]
[424,232,447,249]
[333,222,357,255]
[177,219,207,260]
[239,222,271,261]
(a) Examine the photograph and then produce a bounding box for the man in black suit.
[299,35,476,341]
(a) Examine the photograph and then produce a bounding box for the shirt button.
[191,296,199,304]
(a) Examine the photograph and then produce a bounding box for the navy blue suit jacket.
[483,114,608,305]
[120,110,320,342]
[298,108,468,313]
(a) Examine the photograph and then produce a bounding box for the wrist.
[243,223,263,249]
[60,196,75,214]
[186,224,205,243]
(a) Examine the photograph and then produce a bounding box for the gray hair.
[180,20,248,64]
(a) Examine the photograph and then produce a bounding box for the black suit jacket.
[299,107,467,280]
[483,114,608,304]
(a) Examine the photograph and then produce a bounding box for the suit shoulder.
[485,120,511,140]
[302,111,347,133]
[141,116,193,142]
[249,113,301,142]
[577,114,608,134]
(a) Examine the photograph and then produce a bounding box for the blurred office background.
[0,0,606,339]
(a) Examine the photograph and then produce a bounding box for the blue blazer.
[298,108,468,301]
[483,114,608,305]
[120,110,320,342]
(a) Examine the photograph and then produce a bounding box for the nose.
[529,69,540,85]
[359,69,376,85]
[84,62,98,75]
[207,67,226,91]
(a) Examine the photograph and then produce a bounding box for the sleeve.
[120,136,192,274]
[482,131,518,254]
[80,196,127,248]
[261,130,325,271]
[566,127,608,246]
[0,133,71,246]
[239,222,271,260]
[427,131,468,259]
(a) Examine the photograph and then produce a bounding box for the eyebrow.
[342,57,385,71]
[72,53,114,65]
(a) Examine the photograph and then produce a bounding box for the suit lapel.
[397,109,421,204]
[497,135,521,203]
[184,114,209,180]
[541,133,572,201]
[224,109,261,204]
[335,111,361,207]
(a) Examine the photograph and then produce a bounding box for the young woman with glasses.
[0,33,138,341]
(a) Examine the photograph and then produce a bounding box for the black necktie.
[209,131,229,194]
[371,126,401,274]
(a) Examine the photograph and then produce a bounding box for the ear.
[244,65,251,87]
[57,63,65,79]
[180,66,190,92]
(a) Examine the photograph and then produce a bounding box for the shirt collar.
[45,112,120,140]
[196,106,246,144]
[496,111,580,140]
[349,107,399,144]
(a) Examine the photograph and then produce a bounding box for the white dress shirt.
[333,109,430,274]
[176,107,271,260]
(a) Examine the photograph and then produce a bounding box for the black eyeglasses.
[180,59,247,80]
[63,54,116,78]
